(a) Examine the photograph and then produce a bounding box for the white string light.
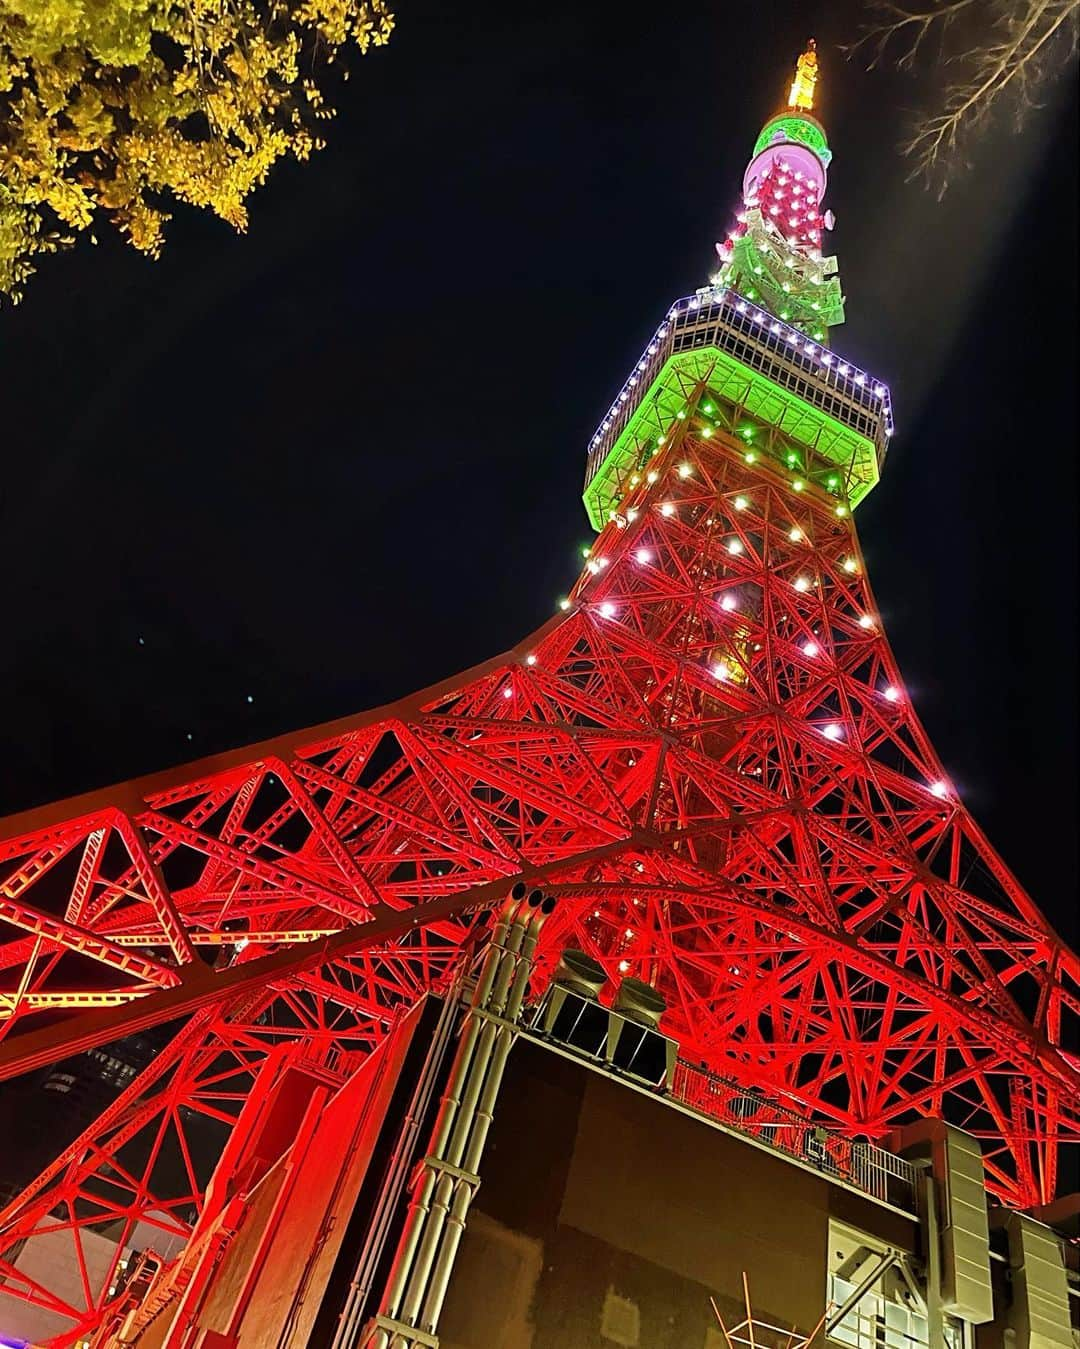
[587,288,894,456]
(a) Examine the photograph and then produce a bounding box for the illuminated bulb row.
[588,291,894,453]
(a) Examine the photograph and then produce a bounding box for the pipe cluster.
[356,884,555,1349]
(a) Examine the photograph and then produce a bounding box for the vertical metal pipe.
[395,896,531,1325]
[922,1171,944,1347]
[418,898,552,1332]
[380,897,521,1325]
[355,884,539,1349]
[356,888,549,1349]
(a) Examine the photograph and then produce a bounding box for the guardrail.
[584,286,893,491]
[670,1059,918,1213]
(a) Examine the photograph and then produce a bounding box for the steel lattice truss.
[1,401,1078,1344]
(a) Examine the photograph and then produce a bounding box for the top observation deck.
[582,284,893,531]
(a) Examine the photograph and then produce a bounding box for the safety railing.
[670,1059,918,1214]
[583,286,893,491]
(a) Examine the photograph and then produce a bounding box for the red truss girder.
[1,409,1077,1344]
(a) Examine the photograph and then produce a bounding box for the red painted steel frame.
[1,404,1077,1344]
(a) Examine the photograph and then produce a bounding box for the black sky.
[1,1,1076,942]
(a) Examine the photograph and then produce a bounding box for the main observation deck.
[583,285,894,531]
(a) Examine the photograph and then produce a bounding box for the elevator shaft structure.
[353,887,552,1349]
[0,42,1076,1349]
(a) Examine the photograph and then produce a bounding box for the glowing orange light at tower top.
[787,38,818,111]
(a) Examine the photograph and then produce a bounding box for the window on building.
[827,1220,969,1349]
[828,1273,928,1349]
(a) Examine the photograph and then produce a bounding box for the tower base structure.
[21,905,1069,1349]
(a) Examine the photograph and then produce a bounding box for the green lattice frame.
[752,113,832,166]
[583,347,880,530]
[726,234,844,336]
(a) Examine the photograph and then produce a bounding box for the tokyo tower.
[0,39,1077,1347]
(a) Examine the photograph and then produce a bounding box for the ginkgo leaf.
[0,0,394,301]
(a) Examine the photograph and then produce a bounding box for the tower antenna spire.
[712,37,841,342]
[788,37,819,111]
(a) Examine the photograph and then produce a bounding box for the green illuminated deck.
[753,113,832,165]
[582,290,890,533]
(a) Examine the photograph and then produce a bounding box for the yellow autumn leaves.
[0,0,393,301]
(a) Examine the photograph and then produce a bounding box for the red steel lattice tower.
[1,42,1077,1347]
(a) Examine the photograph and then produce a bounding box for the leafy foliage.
[0,0,393,301]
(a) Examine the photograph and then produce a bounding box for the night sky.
[1,1,1076,944]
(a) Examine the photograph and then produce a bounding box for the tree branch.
[848,0,1079,191]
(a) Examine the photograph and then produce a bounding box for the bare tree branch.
[848,0,978,71]
[846,0,1079,193]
